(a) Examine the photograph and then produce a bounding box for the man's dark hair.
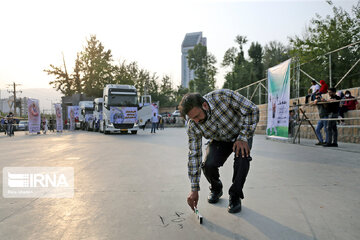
[345,90,351,95]
[328,87,336,92]
[178,93,206,118]
[311,80,316,84]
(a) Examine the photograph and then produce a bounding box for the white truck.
[88,98,103,131]
[138,95,159,128]
[99,85,157,134]
[78,101,94,130]
[99,84,140,134]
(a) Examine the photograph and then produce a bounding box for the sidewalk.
[266,134,360,154]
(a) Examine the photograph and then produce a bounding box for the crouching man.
[179,89,259,213]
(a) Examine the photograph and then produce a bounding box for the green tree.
[157,75,175,107]
[175,85,189,105]
[248,42,264,81]
[187,44,217,95]
[79,35,115,97]
[263,41,291,70]
[71,53,83,93]
[222,35,252,90]
[45,53,76,96]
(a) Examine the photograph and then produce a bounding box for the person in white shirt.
[305,80,320,104]
[151,113,158,133]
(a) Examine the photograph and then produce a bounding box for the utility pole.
[7,82,22,116]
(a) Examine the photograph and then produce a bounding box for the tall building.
[181,32,207,88]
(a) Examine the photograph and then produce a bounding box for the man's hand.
[187,191,199,211]
[233,140,250,158]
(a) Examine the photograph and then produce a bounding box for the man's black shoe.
[228,196,241,213]
[315,142,324,146]
[323,143,333,147]
[207,190,223,203]
[331,143,338,147]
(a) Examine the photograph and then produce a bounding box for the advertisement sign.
[110,107,137,124]
[267,59,291,138]
[67,106,79,131]
[85,114,93,123]
[67,106,79,120]
[27,98,41,133]
[55,104,63,131]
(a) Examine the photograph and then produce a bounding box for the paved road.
[0,129,359,240]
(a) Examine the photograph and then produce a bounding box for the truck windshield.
[108,95,138,107]
[97,104,103,112]
[84,109,93,114]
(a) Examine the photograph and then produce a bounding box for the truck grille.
[113,123,134,129]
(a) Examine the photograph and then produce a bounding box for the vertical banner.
[267,59,291,138]
[67,106,79,131]
[55,104,63,131]
[27,98,41,133]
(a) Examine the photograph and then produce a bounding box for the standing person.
[151,113,158,133]
[288,110,296,137]
[49,117,54,132]
[156,115,160,130]
[159,116,164,130]
[313,93,329,145]
[305,80,320,104]
[6,112,15,137]
[42,117,48,134]
[1,117,5,134]
[179,89,259,214]
[323,88,341,147]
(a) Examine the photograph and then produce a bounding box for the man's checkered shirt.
[186,89,259,191]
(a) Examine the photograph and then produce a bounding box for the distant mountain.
[0,88,63,111]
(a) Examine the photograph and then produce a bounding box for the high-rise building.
[181,32,207,88]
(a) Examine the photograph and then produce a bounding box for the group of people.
[313,88,358,147]
[41,117,56,134]
[0,112,15,137]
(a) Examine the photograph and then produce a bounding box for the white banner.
[67,106,79,131]
[27,98,41,133]
[110,107,137,124]
[55,104,63,131]
[267,59,291,137]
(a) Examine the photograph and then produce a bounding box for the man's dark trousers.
[327,113,338,144]
[202,137,253,199]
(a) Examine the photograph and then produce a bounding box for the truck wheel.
[104,130,110,135]
[131,131,137,135]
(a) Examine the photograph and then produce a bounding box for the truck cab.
[99,84,139,134]
[78,101,94,130]
[137,95,159,128]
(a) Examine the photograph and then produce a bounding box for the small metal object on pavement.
[194,207,203,224]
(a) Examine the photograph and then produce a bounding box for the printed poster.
[55,104,63,131]
[267,59,291,137]
[110,107,137,124]
[27,98,41,133]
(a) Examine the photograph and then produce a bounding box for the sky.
[0,0,356,100]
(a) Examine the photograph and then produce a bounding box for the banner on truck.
[267,59,291,138]
[27,98,41,133]
[110,107,137,124]
[55,104,63,131]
